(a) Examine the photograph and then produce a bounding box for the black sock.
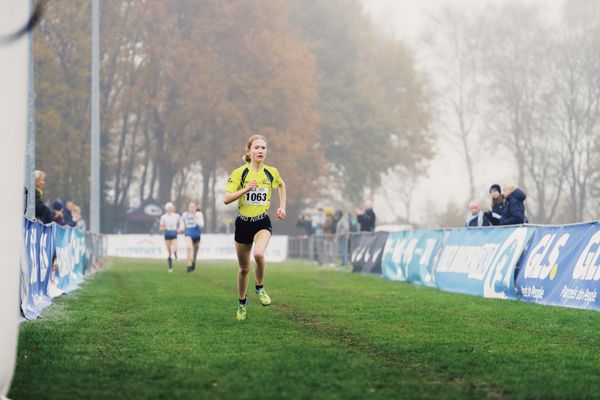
[255,284,263,291]
[239,297,247,305]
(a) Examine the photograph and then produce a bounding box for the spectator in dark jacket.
[484,184,505,226]
[52,200,66,226]
[296,213,313,236]
[34,170,54,224]
[63,200,77,227]
[356,200,376,232]
[500,185,527,225]
[466,200,491,227]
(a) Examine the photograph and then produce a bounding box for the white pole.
[90,0,100,233]
[0,2,29,398]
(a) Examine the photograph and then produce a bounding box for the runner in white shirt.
[159,202,181,272]
[178,202,204,273]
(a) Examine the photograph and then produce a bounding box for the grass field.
[9,258,600,399]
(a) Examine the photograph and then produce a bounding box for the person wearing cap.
[485,184,505,226]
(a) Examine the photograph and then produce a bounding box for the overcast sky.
[359,0,565,226]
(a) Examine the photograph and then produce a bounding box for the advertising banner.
[351,232,389,275]
[381,230,443,286]
[22,220,54,319]
[74,229,88,276]
[434,227,533,299]
[105,234,288,262]
[85,232,103,274]
[381,231,408,281]
[516,223,600,310]
[54,225,84,293]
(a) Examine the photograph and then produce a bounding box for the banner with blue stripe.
[381,230,443,287]
[23,219,53,319]
[54,225,84,292]
[434,227,533,299]
[516,222,600,310]
[381,231,408,281]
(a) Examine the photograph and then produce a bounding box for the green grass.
[9,258,600,399]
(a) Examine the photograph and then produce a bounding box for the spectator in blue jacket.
[63,200,77,227]
[466,200,491,227]
[484,184,505,226]
[500,185,527,225]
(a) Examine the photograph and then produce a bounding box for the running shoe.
[236,303,247,321]
[256,288,271,306]
[186,265,192,273]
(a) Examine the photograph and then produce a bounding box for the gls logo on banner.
[483,228,530,299]
[573,230,600,281]
[522,233,570,281]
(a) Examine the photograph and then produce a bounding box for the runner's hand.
[277,208,286,220]
[246,180,258,191]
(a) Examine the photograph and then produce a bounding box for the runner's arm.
[277,181,286,220]
[224,180,257,205]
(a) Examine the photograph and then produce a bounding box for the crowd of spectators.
[296,200,377,267]
[32,170,87,229]
[466,183,528,228]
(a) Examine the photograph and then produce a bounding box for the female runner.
[179,202,204,273]
[159,202,180,272]
[224,135,286,320]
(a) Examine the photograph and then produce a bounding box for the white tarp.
[0,3,29,398]
[106,234,289,262]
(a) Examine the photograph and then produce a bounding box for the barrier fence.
[21,218,105,320]
[289,221,600,312]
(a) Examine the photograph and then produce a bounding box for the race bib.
[184,217,196,228]
[244,188,268,205]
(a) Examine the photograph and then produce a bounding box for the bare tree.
[478,3,566,223]
[425,7,482,201]
[550,0,600,222]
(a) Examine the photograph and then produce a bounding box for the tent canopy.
[124,199,164,222]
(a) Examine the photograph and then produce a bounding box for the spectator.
[52,200,65,226]
[296,213,313,236]
[335,210,350,267]
[466,200,491,227]
[356,200,376,232]
[312,208,325,236]
[500,185,528,225]
[34,170,53,224]
[311,208,325,264]
[63,201,77,227]
[320,208,335,265]
[72,205,87,230]
[484,184,505,226]
[349,214,359,232]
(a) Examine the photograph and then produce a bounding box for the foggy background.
[32,0,600,233]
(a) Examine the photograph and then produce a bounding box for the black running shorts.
[234,213,272,244]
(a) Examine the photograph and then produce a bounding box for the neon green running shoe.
[256,289,272,306]
[236,303,247,321]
